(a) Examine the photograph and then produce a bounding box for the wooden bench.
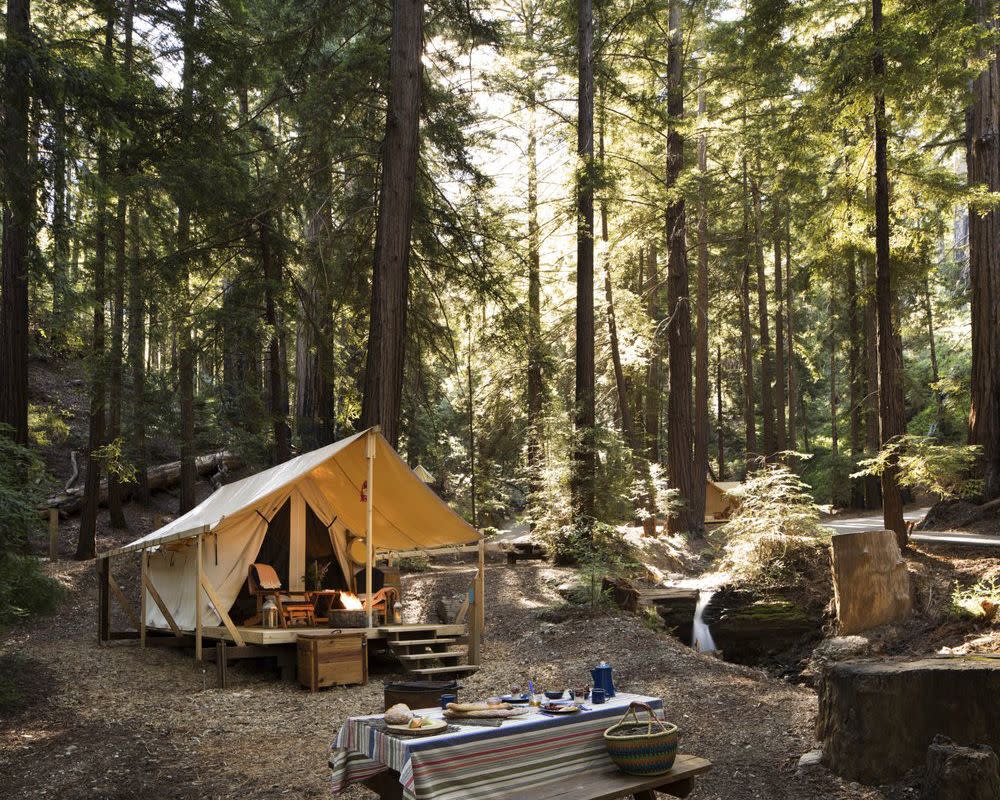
[363,754,711,799]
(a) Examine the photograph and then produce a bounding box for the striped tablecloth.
[329,692,663,800]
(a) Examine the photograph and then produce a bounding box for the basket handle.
[621,701,670,735]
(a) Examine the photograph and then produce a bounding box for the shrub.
[0,554,65,626]
[950,578,1000,620]
[852,435,981,500]
[713,464,830,587]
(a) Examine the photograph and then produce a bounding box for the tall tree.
[572,0,596,526]
[107,0,136,529]
[77,6,116,560]
[176,0,198,512]
[785,210,795,455]
[0,0,32,444]
[750,177,775,458]
[691,77,709,529]
[525,6,544,524]
[739,163,757,466]
[873,0,907,545]
[967,0,1000,501]
[360,0,424,448]
[644,243,661,462]
[772,201,786,453]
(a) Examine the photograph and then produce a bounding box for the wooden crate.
[297,632,367,692]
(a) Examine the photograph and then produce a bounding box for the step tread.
[409,664,481,676]
[396,648,469,662]
[387,637,459,648]
[381,624,467,635]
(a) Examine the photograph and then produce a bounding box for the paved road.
[824,507,1000,548]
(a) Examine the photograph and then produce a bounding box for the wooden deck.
[151,622,469,646]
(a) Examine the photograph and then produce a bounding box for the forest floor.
[4,503,998,800]
[6,358,999,798]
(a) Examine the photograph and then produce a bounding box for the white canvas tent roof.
[104,428,479,633]
[107,427,480,557]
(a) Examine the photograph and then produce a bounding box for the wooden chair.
[354,568,401,623]
[246,563,316,628]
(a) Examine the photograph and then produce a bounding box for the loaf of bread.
[445,701,511,713]
[385,703,412,725]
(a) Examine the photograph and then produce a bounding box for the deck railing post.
[365,427,377,629]
[97,556,110,644]
[195,533,203,661]
[140,548,147,648]
[477,538,485,641]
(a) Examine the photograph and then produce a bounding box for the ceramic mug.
[440,693,456,709]
[591,688,606,704]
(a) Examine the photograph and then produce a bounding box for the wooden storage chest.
[297,631,367,692]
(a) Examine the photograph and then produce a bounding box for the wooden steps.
[409,664,480,676]
[396,647,468,662]
[381,623,478,678]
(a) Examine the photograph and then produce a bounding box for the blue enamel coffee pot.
[590,661,616,698]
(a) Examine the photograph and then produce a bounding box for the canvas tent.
[705,479,740,522]
[106,427,480,637]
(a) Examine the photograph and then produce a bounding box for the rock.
[923,735,1000,800]
[797,749,824,773]
[602,577,639,612]
[433,595,466,624]
[812,636,873,663]
[706,589,823,664]
[817,657,1000,784]
[830,529,912,635]
[651,591,698,646]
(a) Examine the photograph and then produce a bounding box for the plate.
[540,704,581,715]
[385,718,449,735]
[500,695,531,704]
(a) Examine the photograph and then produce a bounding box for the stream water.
[692,590,717,652]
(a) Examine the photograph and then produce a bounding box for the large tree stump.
[830,529,911,634]
[817,658,1000,784]
[923,735,1000,800]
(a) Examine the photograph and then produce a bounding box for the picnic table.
[329,692,711,800]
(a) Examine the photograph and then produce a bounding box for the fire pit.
[327,609,367,628]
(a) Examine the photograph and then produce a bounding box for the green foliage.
[28,405,71,446]
[0,555,65,627]
[0,427,45,553]
[91,437,137,485]
[547,522,638,606]
[950,578,1000,620]
[714,464,830,587]
[852,435,981,499]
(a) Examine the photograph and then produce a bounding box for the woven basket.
[603,701,679,776]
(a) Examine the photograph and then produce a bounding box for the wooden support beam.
[108,571,141,631]
[140,549,147,648]
[196,533,203,662]
[365,429,375,629]
[97,556,110,644]
[477,538,486,638]
[143,571,183,637]
[468,583,480,665]
[200,573,245,647]
[48,509,59,560]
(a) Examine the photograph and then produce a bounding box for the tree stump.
[830,529,911,634]
[817,658,1000,784]
[923,735,1000,800]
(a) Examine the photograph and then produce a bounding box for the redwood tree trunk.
[848,251,865,508]
[77,10,115,559]
[785,211,796,455]
[772,201,786,454]
[261,214,291,463]
[740,165,757,468]
[177,0,197,513]
[126,205,149,502]
[751,177,775,460]
[0,0,32,445]
[873,0,907,546]
[863,253,882,508]
[691,80,709,532]
[967,0,1000,500]
[360,0,423,448]
[572,0,596,526]
[526,15,544,523]
[644,243,661,463]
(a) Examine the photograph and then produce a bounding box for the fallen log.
[42,450,241,516]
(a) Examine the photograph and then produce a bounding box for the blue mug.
[440,693,456,709]
[591,688,606,704]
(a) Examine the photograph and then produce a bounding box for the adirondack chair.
[246,563,316,628]
[355,568,401,624]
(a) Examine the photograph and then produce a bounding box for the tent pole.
[140,548,147,648]
[365,427,376,629]
[477,538,485,642]
[195,533,203,662]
